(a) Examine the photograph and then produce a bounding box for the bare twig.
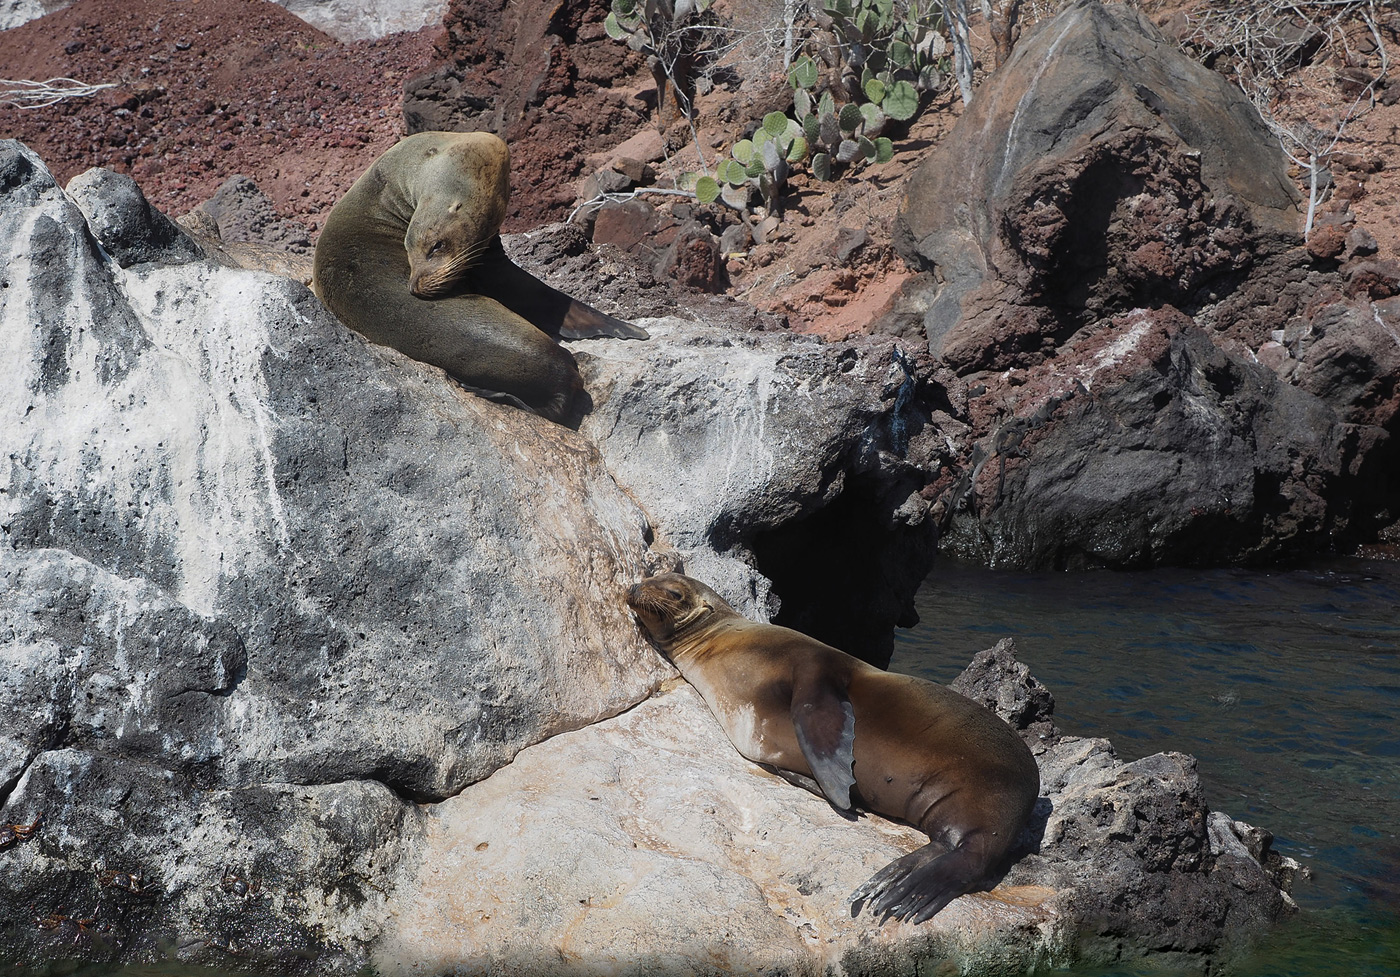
[0,77,117,109]
[940,0,975,105]
[567,188,701,224]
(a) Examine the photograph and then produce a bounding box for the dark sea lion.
[626,572,1041,924]
[312,131,646,423]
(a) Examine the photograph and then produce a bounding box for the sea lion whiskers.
[409,233,497,298]
[625,576,714,648]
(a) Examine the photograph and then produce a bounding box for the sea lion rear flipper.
[558,303,650,341]
[790,675,857,811]
[466,239,649,341]
[848,841,981,924]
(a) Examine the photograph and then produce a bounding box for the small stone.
[591,198,659,252]
[830,227,868,264]
[1344,226,1379,259]
[611,156,653,185]
[752,215,781,246]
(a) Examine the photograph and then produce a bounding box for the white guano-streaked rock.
[270,0,448,42]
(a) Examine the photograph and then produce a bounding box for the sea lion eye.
[427,241,446,258]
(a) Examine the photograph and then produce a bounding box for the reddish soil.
[1,0,1395,338]
[0,0,435,235]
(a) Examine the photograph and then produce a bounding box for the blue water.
[890,557,1400,975]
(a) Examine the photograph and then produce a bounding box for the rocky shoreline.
[5,0,1397,973]
[2,126,1299,973]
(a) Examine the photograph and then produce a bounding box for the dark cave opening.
[748,475,938,669]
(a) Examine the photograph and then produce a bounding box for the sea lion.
[626,572,1040,924]
[312,131,647,423]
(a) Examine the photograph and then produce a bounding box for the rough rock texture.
[0,0,65,30]
[271,0,447,42]
[373,683,1054,977]
[894,0,1303,374]
[0,138,667,969]
[965,639,1296,972]
[64,165,207,267]
[194,173,315,255]
[577,318,942,664]
[887,1,1400,567]
[0,141,1295,973]
[0,0,436,232]
[373,643,1294,977]
[938,309,1351,568]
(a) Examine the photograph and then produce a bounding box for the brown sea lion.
[626,572,1041,924]
[312,131,646,423]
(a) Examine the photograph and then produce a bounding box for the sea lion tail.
[848,841,982,924]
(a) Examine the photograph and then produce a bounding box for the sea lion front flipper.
[848,841,982,924]
[464,238,650,341]
[790,674,857,811]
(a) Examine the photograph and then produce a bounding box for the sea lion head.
[626,573,730,651]
[403,132,511,299]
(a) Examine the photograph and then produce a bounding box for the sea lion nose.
[625,583,641,605]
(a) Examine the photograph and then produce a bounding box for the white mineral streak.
[270,0,447,42]
[1080,309,1154,390]
[115,264,293,613]
[375,684,1057,977]
[0,0,65,32]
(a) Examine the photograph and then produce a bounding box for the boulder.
[0,140,1294,974]
[883,0,1398,566]
[937,310,1348,568]
[269,0,447,42]
[893,0,1302,373]
[373,641,1295,977]
[64,166,207,267]
[577,319,939,664]
[1,137,666,968]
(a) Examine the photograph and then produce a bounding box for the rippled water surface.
[890,557,1400,976]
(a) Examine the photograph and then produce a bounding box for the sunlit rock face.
[0,137,667,969]
[270,0,448,42]
[0,0,67,31]
[888,1,1399,568]
[0,138,1296,975]
[373,641,1295,977]
[0,0,445,38]
[894,0,1303,374]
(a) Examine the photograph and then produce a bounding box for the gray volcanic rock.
[273,0,447,42]
[577,319,941,664]
[0,137,666,970]
[65,166,207,267]
[0,0,66,31]
[939,311,1348,568]
[196,174,314,254]
[893,0,1302,373]
[0,139,1296,974]
[882,0,1398,567]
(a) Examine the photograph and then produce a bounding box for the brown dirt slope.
[0,0,434,231]
[1,0,1395,337]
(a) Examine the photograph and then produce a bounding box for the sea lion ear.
[791,672,857,811]
[449,200,462,214]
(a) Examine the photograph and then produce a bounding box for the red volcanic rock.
[893,2,1303,375]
